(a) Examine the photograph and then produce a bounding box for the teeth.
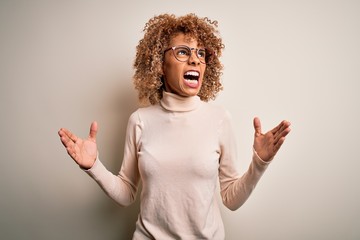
[185,79,198,84]
[184,71,199,76]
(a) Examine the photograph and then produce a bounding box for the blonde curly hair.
[133,13,224,105]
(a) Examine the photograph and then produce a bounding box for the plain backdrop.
[1,0,359,239]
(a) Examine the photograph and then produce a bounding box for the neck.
[160,91,200,112]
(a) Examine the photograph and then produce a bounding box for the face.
[162,33,206,97]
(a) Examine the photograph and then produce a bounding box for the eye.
[197,49,206,58]
[175,47,190,57]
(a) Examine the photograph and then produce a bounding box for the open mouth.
[184,71,200,86]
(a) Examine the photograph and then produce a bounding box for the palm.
[253,117,291,162]
[72,138,97,168]
[58,122,98,169]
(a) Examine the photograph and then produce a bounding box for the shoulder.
[201,101,232,120]
[128,104,161,123]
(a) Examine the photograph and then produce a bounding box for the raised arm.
[57,114,141,207]
[219,114,291,210]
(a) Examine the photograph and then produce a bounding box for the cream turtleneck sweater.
[85,91,271,239]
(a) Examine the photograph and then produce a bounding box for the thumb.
[253,117,262,137]
[89,121,98,141]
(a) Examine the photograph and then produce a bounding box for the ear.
[161,56,166,74]
[160,64,164,76]
[160,75,168,92]
[160,67,167,84]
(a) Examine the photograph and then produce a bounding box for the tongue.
[184,79,199,88]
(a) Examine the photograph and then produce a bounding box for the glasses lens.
[197,49,206,63]
[174,46,190,62]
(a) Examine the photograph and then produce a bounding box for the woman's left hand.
[253,117,291,162]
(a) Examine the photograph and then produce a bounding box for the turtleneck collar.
[160,91,201,112]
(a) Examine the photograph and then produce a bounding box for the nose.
[188,50,200,65]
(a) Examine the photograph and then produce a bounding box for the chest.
[137,113,221,181]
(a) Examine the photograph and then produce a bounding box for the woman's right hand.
[58,122,98,170]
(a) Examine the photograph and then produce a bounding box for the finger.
[270,121,285,135]
[274,127,291,145]
[274,136,286,151]
[58,129,74,148]
[89,121,98,141]
[275,121,291,139]
[272,120,291,139]
[66,147,78,161]
[253,117,262,137]
[60,128,78,143]
[273,123,285,139]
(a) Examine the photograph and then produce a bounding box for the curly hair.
[133,13,224,105]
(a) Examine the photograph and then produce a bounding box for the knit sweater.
[85,91,270,239]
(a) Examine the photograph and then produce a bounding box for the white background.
[1,0,359,239]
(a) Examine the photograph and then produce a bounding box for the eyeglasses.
[164,45,207,64]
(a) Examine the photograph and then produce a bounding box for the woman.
[58,14,291,240]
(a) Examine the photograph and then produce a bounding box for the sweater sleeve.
[84,111,142,207]
[218,111,271,211]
